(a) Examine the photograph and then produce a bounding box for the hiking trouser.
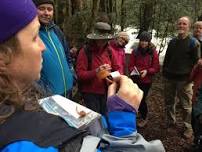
[137,83,152,120]
[192,110,202,146]
[164,78,193,130]
[82,93,107,115]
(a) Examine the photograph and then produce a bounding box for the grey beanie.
[139,31,152,42]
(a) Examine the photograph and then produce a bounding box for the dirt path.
[138,73,193,152]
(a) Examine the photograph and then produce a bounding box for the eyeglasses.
[119,37,128,45]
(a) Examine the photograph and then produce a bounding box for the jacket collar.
[40,21,55,30]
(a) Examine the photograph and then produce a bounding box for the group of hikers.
[0,0,202,151]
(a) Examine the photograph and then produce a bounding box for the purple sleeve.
[107,95,136,113]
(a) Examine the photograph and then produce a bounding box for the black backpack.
[83,44,112,70]
[0,111,87,152]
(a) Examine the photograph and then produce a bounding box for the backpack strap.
[149,49,154,66]
[189,37,197,50]
[171,36,196,50]
[106,46,112,61]
[83,45,92,70]
[84,45,113,70]
[133,47,154,65]
[133,47,138,57]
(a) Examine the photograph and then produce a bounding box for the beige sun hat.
[87,22,114,40]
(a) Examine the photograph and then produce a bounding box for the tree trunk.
[99,0,106,12]
[120,0,126,31]
[89,0,100,31]
[71,0,84,15]
[137,1,154,38]
[63,0,85,47]
[54,0,59,24]
[199,14,202,21]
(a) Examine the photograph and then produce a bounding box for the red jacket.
[109,40,125,74]
[190,64,202,103]
[76,43,120,94]
[128,47,160,84]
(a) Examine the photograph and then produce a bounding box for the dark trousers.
[82,93,107,115]
[192,110,202,149]
[137,83,151,120]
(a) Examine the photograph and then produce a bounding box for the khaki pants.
[164,78,193,130]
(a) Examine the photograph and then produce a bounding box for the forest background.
[54,0,202,55]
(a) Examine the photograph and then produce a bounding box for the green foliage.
[122,0,202,37]
[55,0,202,48]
